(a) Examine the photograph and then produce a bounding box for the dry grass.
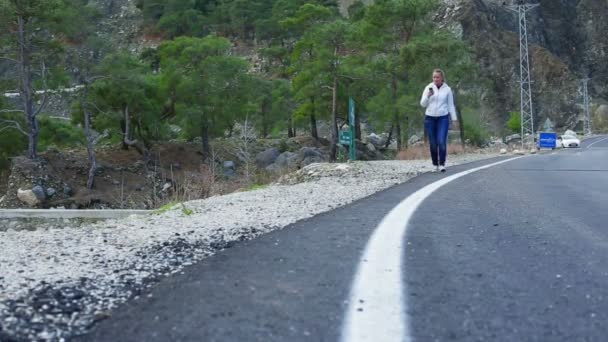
[155,163,215,208]
[396,144,467,160]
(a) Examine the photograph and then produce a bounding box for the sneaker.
[439,165,446,172]
[431,165,439,173]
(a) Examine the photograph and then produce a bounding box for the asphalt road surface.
[81,136,608,342]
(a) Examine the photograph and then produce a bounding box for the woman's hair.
[433,68,445,80]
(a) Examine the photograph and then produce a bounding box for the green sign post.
[340,131,352,145]
[348,97,356,161]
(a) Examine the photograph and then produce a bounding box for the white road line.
[586,136,608,149]
[340,157,521,342]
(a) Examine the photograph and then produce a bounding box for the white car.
[560,135,580,148]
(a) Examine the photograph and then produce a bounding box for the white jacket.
[420,82,457,121]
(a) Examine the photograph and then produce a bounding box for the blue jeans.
[425,115,450,166]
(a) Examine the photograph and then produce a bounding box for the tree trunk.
[310,96,318,139]
[83,95,98,189]
[330,74,339,161]
[384,123,394,150]
[396,120,402,150]
[201,120,211,160]
[403,116,410,149]
[454,92,465,149]
[135,121,151,162]
[391,77,402,150]
[18,16,38,159]
[261,99,270,138]
[287,115,295,138]
[122,105,131,150]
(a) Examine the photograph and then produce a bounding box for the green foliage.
[507,111,521,133]
[0,110,27,170]
[38,116,85,150]
[85,52,169,150]
[247,183,267,191]
[463,122,489,147]
[158,35,251,147]
[180,203,193,216]
[1,0,494,165]
[153,201,179,214]
[461,108,489,147]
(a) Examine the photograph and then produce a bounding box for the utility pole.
[506,2,539,149]
[581,78,592,135]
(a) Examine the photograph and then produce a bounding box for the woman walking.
[420,69,458,172]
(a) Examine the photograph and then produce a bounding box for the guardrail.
[0,209,151,219]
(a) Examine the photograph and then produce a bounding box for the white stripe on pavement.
[586,136,608,149]
[340,157,521,342]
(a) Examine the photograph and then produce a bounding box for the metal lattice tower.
[582,78,592,135]
[507,3,539,148]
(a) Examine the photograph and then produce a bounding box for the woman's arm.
[447,89,457,121]
[420,87,431,108]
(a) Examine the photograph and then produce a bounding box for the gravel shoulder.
[0,153,500,341]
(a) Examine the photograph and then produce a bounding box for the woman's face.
[433,72,443,86]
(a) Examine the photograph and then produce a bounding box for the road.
[81,136,608,342]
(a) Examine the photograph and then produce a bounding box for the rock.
[500,148,508,155]
[408,135,422,145]
[564,129,577,137]
[505,134,521,144]
[223,168,236,178]
[17,188,40,206]
[367,133,382,146]
[46,188,56,197]
[133,160,146,169]
[366,143,376,152]
[223,161,236,171]
[162,183,172,192]
[31,185,46,201]
[112,180,120,186]
[255,148,280,168]
[530,149,537,154]
[513,149,525,155]
[63,185,73,196]
[299,147,323,159]
[272,152,298,170]
[301,155,325,167]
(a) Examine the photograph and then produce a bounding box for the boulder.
[255,148,280,168]
[223,161,236,171]
[513,149,525,155]
[367,133,382,146]
[500,148,508,155]
[31,185,46,201]
[17,188,40,207]
[366,143,376,152]
[63,185,74,196]
[46,188,57,197]
[301,155,325,167]
[408,135,422,145]
[299,147,323,159]
[505,134,521,144]
[273,152,298,169]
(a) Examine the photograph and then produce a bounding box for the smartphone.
[428,87,434,95]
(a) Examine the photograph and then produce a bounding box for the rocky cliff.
[436,0,607,131]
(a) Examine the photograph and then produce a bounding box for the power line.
[506,2,539,149]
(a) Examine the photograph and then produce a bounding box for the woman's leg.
[436,115,450,166]
[424,115,439,166]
